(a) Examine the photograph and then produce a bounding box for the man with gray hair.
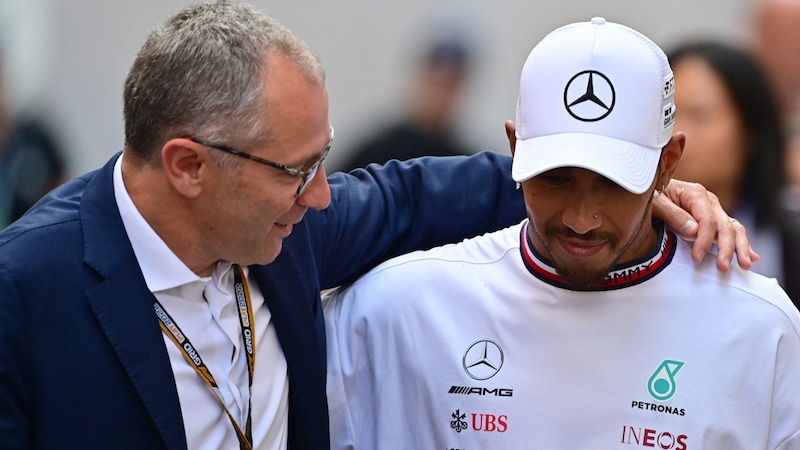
[0,2,755,449]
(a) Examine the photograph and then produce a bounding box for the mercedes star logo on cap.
[564,70,616,122]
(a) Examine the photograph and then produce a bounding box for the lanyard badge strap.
[153,264,256,449]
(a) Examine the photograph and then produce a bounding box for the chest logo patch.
[647,359,685,401]
[463,339,504,380]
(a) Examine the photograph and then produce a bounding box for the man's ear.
[161,139,210,198]
[505,120,517,157]
[657,132,686,190]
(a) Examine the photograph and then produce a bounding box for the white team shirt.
[324,220,800,450]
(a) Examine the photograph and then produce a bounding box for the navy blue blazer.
[0,151,523,449]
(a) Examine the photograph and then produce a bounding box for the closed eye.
[539,169,571,186]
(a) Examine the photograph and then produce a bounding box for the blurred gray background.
[1,0,758,177]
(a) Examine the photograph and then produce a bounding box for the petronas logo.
[647,360,684,401]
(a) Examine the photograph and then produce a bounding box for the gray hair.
[123,0,325,164]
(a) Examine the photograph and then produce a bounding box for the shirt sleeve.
[769,299,800,449]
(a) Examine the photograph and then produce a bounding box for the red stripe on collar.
[519,220,676,291]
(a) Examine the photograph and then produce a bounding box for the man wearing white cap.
[324,17,800,449]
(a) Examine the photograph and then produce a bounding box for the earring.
[515,182,521,190]
[656,184,665,197]
[592,213,599,219]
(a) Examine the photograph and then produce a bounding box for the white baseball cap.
[511,17,676,194]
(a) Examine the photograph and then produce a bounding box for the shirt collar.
[113,154,208,292]
[519,219,676,291]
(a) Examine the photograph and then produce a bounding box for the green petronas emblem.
[647,359,685,401]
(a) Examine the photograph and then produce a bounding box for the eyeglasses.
[189,127,334,197]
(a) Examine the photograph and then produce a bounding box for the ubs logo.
[563,70,615,122]
[462,339,504,380]
[449,409,509,434]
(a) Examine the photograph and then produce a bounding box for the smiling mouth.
[274,222,294,234]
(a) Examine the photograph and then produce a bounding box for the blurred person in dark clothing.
[0,58,65,228]
[336,36,473,172]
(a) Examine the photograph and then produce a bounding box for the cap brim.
[511,132,662,194]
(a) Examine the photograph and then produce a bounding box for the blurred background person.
[748,0,800,191]
[668,40,800,305]
[0,0,66,229]
[334,31,475,172]
[749,0,800,121]
[0,52,65,229]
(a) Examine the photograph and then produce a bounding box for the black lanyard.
[154,264,256,450]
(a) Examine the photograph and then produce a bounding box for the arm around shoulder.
[315,151,525,287]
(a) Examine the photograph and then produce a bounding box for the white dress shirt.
[113,154,289,450]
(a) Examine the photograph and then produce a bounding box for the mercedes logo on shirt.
[462,339,504,380]
[564,70,615,122]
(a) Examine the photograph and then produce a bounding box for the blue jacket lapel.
[82,155,188,450]
[251,241,329,449]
